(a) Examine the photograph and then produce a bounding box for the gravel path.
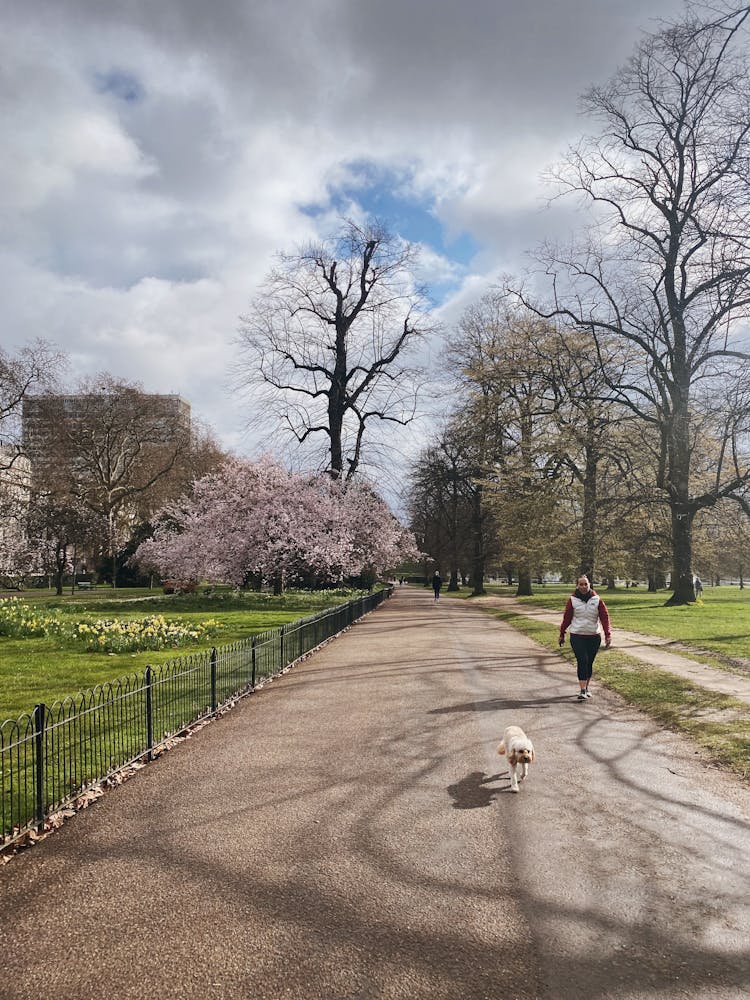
[1,587,749,999]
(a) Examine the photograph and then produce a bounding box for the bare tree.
[25,490,100,595]
[0,340,63,471]
[525,3,750,605]
[443,294,515,595]
[237,220,431,480]
[0,342,64,586]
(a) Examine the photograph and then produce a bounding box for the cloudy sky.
[4,0,686,481]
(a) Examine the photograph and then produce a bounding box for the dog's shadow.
[447,770,507,809]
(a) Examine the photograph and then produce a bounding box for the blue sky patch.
[302,161,478,285]
[94,69,144,103]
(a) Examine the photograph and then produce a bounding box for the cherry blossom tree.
[133,457,416,591]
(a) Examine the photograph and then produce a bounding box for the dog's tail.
[497,741,506,756]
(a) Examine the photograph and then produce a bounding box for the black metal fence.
[1,588,391,850]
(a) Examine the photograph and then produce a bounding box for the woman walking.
[559,575,612,701]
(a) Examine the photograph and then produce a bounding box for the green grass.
[484,605,750,781]
[0,588,367,721]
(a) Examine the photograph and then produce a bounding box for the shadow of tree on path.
[430,696,573,714]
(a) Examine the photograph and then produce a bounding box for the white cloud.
[2,0,687,474]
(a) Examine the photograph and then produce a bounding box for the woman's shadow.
[447,771,506,809]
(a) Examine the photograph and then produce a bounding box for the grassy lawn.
[446,585,750,781]
[0,587,365,721]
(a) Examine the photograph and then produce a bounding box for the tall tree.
[25,490,100,595]
[237,220,431,480]
[407,431,474,591]
[527,4,750,604]
[462,299,565,596]
[0,342,64,585]
[546,327,636,581]
[443,295,511,595]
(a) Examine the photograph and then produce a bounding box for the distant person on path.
[559,574,612,702]
[432,571,442,601]
[694,576,703,597]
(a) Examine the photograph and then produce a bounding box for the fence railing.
[1,587,391,850]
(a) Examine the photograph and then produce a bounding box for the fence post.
[33,703,46,832]
[279,626,285,670]
[251,636,256,689]
[210,648,218,712]
[145,665,154,762]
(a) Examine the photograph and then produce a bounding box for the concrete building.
[21,392,191,472]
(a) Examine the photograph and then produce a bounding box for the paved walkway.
[2,588,750,999]
[474,594,750,705]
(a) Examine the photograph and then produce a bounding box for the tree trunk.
[579,426,598,579]
[515,566,533,597]
[328,407,344,479]
[448,569,460,591]
[662,343,697,607]
[107,509,118,589]
[54,544,66,596]
[470,483,486,596]
[647,573,658,593]
[328,333,347,478]
[664,509,695,605]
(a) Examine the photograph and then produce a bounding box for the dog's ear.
[530,749,535,762]
[497,742,506,756]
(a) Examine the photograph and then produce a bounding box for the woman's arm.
[559,598,574,644]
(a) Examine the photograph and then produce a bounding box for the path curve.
[1,588,749,999]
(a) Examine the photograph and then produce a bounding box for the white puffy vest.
[570,594,601,635]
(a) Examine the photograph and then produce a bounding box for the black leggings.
[569,633,601,682]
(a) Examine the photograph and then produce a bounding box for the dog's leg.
[509,762,519,792]
[519,762,528,783]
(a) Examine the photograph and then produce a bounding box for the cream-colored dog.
[497,725,535,793]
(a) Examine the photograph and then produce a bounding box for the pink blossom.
[134,457,416,588]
